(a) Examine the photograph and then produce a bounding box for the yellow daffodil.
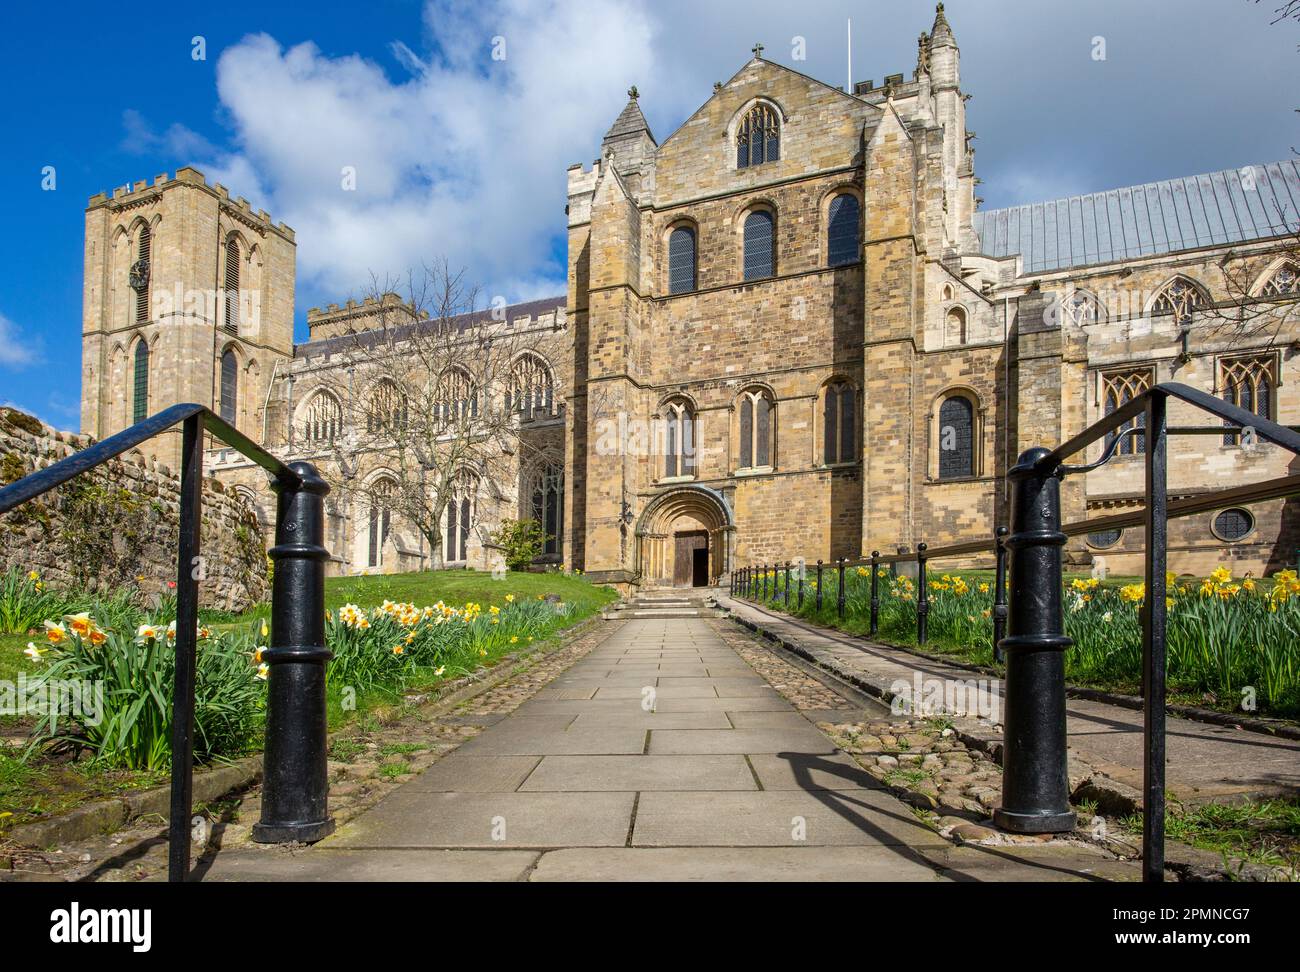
[255,663,269,680]
[136,623,159,642]
[27,570,39,581]
[433,665,446,677]
[24,642,45,662]
[43,621,67,644]
[65,612,93,638]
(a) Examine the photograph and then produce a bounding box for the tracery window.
[508,353,554,420]
[662,399,697,479]
[444,469,477,564]
[435,368,479,426]
[822,381,856,465]
[367,477,395,568]
[1260,262,1298,297]
[224,237,241,334]
[826,193,860,267]
[131,223,151,325]
[132,340,150,423]
[301,391,343,445]
[1151,277,1202,326]
[736,103,779,168]
[1063,290,1102,327]
[1221,355,1275,445]
[529,462,564,557]
[219,349,238,424]
[367,379,408,433]
[668,225,697,294]
[737,388,774,470]
[1102,370,1152,456]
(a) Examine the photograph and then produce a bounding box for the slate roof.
[973,159,1300,274]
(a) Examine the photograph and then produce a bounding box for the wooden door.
[672,531,708,587]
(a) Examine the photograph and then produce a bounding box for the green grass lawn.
[0,569,618,833]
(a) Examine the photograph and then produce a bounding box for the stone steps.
[602,591,717,619]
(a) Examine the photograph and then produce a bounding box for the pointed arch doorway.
[634,485,734,589]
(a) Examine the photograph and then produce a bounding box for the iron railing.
[0,404,334,882]
[732,382,1300,882]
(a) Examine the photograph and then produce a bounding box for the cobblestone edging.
[0,614,616,880]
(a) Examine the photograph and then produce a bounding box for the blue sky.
[1,0,1295,429]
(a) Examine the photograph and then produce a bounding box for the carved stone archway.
[634,485,735,588]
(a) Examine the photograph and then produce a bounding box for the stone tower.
[80,166,296,466]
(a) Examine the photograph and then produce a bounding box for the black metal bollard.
[916,542,929,645]
[783,562,791,607]
[869,550,880,637]
[254,461,336,844]
[836,558,846,619]
[993,526,1009,664]
[993,447,1076,835]
[816,560,824,612]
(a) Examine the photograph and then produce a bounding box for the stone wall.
[0,409,269,613]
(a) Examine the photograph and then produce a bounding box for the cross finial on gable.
[627,85,639,101]
[752,42,764,58]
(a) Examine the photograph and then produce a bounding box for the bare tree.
[309,259,555,569]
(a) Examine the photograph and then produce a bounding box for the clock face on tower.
[129,259,150,292]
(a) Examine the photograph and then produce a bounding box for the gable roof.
[973,159,1300,274]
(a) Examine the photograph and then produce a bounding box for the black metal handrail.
[732,383,1300,882]
[0,404,334,882]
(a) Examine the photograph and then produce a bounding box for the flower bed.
[751,565,1300,718]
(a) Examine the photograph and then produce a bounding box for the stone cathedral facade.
[80,5,1299,587]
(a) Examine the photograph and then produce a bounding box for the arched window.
[508,353,554,420]
[827,193,860,267]
[1102,370,1151,456]
[367,478,395,568]
[444,469,477,564]
[435,368,479,426]
[131,223,152,325]
[1152,277,1202,326]
[937,395,975,479]
[1063,290,1103,327]
[529,462,564,557]
[823,381,856,465]
[219,348,238,424]
[737,389,774,470]
[662,399,697,479]
[224,237,241,334]
[944,306,967,346]
[132,340,150,423]
[736,103,780,168]
[367,379,408,433]
[300,392,342,445]
[1221,355,1275,445]
[1260,262,1299,297]
[668,225,697,294]
[743,209,775,281]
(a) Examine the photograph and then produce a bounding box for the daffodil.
[43,620,67,644]
[136,623,159,642]
[65,612,93,638]
[24,642,45,662]
[255,663,269,680]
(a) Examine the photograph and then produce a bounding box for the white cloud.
[197,0,663,305]
[0,312,40,368]
[121,109,217,159]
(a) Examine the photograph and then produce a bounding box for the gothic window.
[743,209,775,281]
[219,348,238,424]
[300,391,342,445]
[1102,370,1151,456]
[662,399,697,479]
[435,367,479,426]
[529,462,564,557]
[367,379,408,433]
[1212,507,1255,542]
[224,237,241,334]
[131,223,152,325]
[944,306,967,346]
[1063,290,1103,327]
[1151,277,1202,326]
[508,353,554,420]
[737,388,774,470]
[668,225,697,294]
[1260,262,1299,297]
[823,381,856,465]
[1221,355,1275,445]
[444,469,477,564]
[736,103,779,168]
[367,478,395,568]
[827,193,860,267]
[132,340,150,423]
[937,395,975,479]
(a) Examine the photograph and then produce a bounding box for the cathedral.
[79,5,1300,588]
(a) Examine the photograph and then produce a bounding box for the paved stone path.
[202,612,1137,882]
[723,597,1300,805]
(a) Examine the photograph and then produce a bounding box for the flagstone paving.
[200,609,1141,882]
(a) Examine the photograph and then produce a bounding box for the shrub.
[491,518,548,570]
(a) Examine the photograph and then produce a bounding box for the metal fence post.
[784,562,791,607]
[797,563,805,609]
[916,542,929,645]
[993,526,1009,664]
[869,550,880,637]
[167,414,202,882]
[762,564,769,601]
[836,558,846,619]
[254,460,336,845]
[994,447,1076,836]
[1143,392,1169,882]
[816,560,824,612]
